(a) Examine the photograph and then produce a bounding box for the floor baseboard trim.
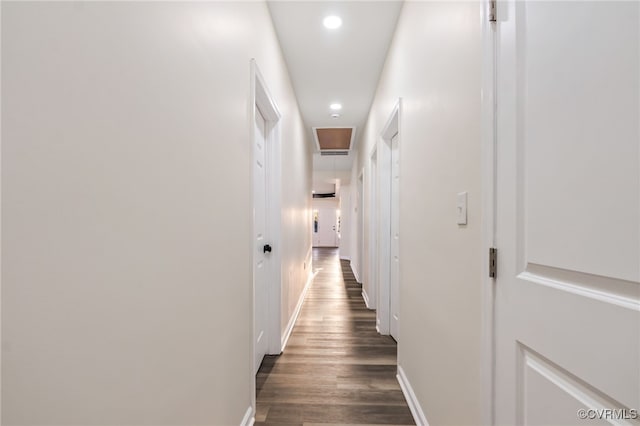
[281,270,315,352]
[397,365,430,426]
[240,406,254,426]
[350,260,361,283]
[361,288,371,309]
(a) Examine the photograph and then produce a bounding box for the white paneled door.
[390,134,400,341]
[494,1,639,424]
[254,108,269,375]
[313,208,338,247]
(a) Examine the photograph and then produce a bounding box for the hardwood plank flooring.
[256,248,415,426]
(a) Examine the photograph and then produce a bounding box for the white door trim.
[250,59,282,414]
[357,169,365,285]
[377,99,401,336]
[367,148,378,310]
[480,3,496,424]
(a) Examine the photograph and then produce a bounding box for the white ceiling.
[267,1,404,188]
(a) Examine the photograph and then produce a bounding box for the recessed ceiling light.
[331,113,340,119]
[323,16,342,29]
[329,103,342,111]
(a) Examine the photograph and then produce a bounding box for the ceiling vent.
[320,151,349,156]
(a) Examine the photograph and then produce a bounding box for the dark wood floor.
[255,248,415,425]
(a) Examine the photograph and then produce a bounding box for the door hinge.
[488,0,497,22]
[489,248,497,278]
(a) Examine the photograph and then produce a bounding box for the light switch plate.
[457,192,467,225]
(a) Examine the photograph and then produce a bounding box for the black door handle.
[263,244,272,253]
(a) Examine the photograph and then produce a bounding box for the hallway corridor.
[255,248,414,425]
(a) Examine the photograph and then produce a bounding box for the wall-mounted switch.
[457,192,467,225]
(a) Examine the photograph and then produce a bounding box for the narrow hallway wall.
[355,2,484,424]
[2,2,311,424]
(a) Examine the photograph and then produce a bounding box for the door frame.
[355,170,364,284]
[366,147,378,310]
[377,99,401,336]
[480,2,497,425]
[250,59,283,411]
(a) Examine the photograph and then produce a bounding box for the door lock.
[263,244,272,253]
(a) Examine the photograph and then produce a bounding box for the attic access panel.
[314,127,355,151]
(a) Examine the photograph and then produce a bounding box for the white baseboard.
[361,288,371,309]
[240,406,254,426]
[350,261,361,283]
[340,255,350,260]
[281,270,314,352]
[397,365,429,426]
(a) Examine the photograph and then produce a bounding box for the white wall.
[278,66,313,345]
[355,2,483,424]
[311,198,339,210]
[312,169,351,187]
[1,2,311,425]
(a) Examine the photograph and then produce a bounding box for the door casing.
[250,59,283,413]
[356,170,364,284]
[377,100,401,336]
[367,148,378,309]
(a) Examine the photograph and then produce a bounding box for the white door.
[253,108,269,374]
[494,2,639,424]
[313,208,338,247]
[390,134,400,341]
